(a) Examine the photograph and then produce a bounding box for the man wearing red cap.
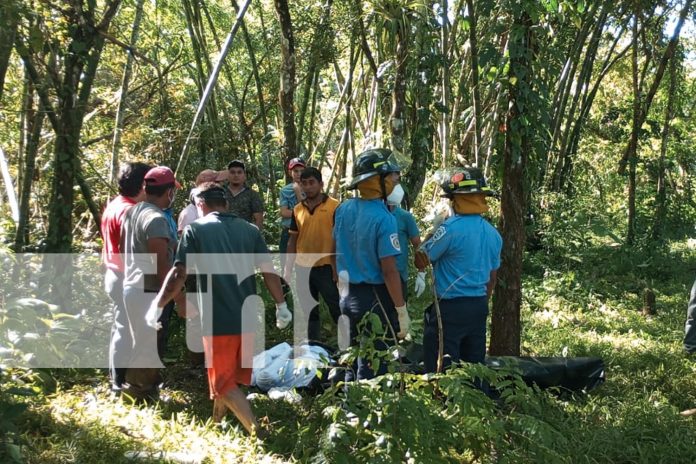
[120,166,185,401]
[279,157,306,269]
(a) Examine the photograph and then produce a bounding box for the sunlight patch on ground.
[574,329,653,352]
[46,388,286,463]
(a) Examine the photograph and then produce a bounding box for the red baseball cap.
[288,157,306,170]
[144,166,181,188]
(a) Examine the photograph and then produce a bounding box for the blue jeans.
[423,296,488,373]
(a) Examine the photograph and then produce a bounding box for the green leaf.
[6,443,22,462]
[71,41,87,53]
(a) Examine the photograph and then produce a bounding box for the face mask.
[168,189,177,209]
[387,183,405,206]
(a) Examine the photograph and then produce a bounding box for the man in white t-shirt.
[178,169,227,235]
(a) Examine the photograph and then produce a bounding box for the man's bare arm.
[280,205,293,219]
[153,263,187,310]
[253,212,264,230]
[259,260,284,304]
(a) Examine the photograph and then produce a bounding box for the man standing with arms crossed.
[149,182,291,435]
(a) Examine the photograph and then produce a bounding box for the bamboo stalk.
[176,0,252,175]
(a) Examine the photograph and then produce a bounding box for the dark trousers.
[341,283,399,382]
[106,269,130,388]
[279,227,290,270]
[296,264,341,342]
[685,278,696,354]
[423,296,488,373]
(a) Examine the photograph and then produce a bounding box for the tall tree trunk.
[15,99,45,251]
[489,10,533,357]
[563,25,629,175]
[402,12,434,204]
[0,0,19,102]
[465,0,482,166]
[547,1,602,169]
[618,0,692,175]
[297,0,334,155]
[274,0,298,168]
[306,70,320,160]
[439,0,450,165]
[652,53,679,241]
[389,18,408,159]
[551,2,610,192]
[626,7,640,246]
[231,0,269,135]
[175,0,251,175]
[46,0,122,254]
[35,1,122,310]
[110,0,146,184]
[344,38,356,167]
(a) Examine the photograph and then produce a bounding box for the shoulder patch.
[390,233,401,252]
[432,226,447,242]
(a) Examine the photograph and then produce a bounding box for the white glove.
[275,302,292,329]
[414,272,426,297]
[395,305,410,339]
[146,299,163,330]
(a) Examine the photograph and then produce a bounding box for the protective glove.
[275,301,292,329]
[414,272,427,297]
[145,300,163,330]
[395,305,410,339]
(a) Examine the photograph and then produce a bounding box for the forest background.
[1,0,695,462]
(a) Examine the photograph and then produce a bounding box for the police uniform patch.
[432,226,446,242]
[390,233,401,251]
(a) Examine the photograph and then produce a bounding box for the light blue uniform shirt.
[422,214,502,298]
[392,206,420,282]
[279,183,301,228]
[334,199,401,284]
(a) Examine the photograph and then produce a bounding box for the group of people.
[100,148,503,436]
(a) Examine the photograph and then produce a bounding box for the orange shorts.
[202,334,254,399]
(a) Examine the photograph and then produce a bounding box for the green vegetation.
[1,0,696,462]
[2,230,694,463]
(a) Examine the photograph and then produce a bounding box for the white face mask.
[387,183,405,206]
[167,188,177,209]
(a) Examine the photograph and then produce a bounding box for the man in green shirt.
[149,182,290,435]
